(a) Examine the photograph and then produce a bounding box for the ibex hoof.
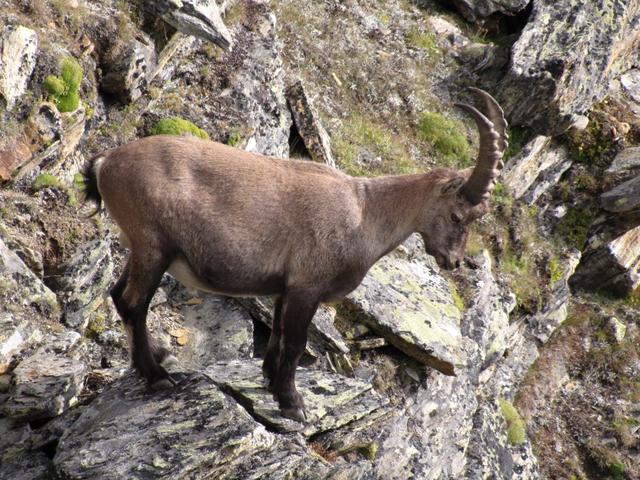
[159,354,179,369]
[281,406,307,423]
[150,374,177,390]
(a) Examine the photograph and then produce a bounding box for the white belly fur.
[167,257,218,293]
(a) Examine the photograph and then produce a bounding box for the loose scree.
[82,88,508,422]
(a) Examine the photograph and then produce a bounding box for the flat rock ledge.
[345,255,462,375]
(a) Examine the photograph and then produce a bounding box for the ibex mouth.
[434,253,460,271]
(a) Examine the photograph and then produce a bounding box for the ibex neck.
[359,173,428,259]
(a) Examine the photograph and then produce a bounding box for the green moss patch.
[554,206,597,250]
[150,117,209,139]
[43,56,83,113]
[418,112,471,168]
[499,398,526,445]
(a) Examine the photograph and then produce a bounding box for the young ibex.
[83,88,507,422]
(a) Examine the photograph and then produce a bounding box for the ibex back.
[82,88,507,422]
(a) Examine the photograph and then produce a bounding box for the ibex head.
[417,88,508,270]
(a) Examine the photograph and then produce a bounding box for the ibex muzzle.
[82,89,507,422]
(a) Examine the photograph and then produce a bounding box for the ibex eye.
[451,213,462,223]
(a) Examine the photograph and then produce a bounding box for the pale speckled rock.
[461,251,516,367]
[151,0,233,49]
[502,136,572,205]
[345,254,462,374]
[0,25,38,110]
[286,80,336,168]
[529,249,581,343]
[445,0,529,22]
[570,226,640,295]
[3,349,87,422]
[57,239,113,331]
[53,372,275,479]
[499,0,640,135]
[204,359,388,435]
[179,294,253,365]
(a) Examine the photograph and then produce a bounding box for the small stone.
[183,297,203,305]
[607,317,627,343]
[176,334,189,346]
[168,328,188,338]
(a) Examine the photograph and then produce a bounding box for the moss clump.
[499,398,526,445]
[549,256,562,285]
[33,173,63,190]
[418,112,471,168]
[43,57,83,113]
[150,117,209,139]
[554,207,597,250]
[226,131,242,147]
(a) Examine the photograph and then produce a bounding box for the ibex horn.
[456,88,508,205]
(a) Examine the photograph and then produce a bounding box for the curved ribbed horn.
[457,88,508,205]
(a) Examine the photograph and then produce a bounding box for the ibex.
[82,88,507,422]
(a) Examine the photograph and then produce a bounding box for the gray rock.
[570,226,640,295]
[101,33,157,103]
[149,0,233,49]
[502,136,572,204]
[620,68,640,105]
[606,146,640,180]
[179,294,253,365]
[345,254,462,375]
[204,359,388,436]
[287,80,336,168]
[0,25,38,110]
[53,372,274,479]
[601,173,640,213]
[444,0,530,22]
[3,349,88,422]
[499,0,640,135]
[57,239,113,331]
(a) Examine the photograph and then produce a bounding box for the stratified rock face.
[502,136,572,205]
[3,349,87,422]
[601,173,640,213]
[570,226,640,295]
[445,0,530,22]
[500,0,640,135]
[0,237,57,372]
[57,239,113,331]
[346,254,462,375]
[53,373,275,479]
[606,146,640,181]
[0,25,38,110]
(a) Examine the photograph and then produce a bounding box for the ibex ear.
[441,177,465,195]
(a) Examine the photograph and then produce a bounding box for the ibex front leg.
[272,290,318,422]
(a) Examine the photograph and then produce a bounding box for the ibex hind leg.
[113,247,176,389]
[262,296,283,391]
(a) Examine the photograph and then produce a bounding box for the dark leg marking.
[271,290,318,422]
[262,296,283,390]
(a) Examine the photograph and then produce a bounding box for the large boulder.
[0,25,38,110]
[499,0,640,135]
[345,254,463,375]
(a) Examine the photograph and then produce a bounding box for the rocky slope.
[1,0,640,479]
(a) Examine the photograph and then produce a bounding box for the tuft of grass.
[404,27,439,59]
[549,256,563,285]
[333,116,416,177]
[418,112,471,168]
[33,173,62,190]
[504,127,528,162]
[150,117,209,139]
[554,206,597,250]
[43,56,83,113]
[499,398,526,445]
[226,131,242,147]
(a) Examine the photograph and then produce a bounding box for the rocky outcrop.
[286,80,336,167]
[148,0,233,50]
[606,146,640,181]
[570,225,640,295]
[445,0,530,22]
[345,254,463,375]
[502,136,572,205]
[0,25,37,110]
[499,0,640,135]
